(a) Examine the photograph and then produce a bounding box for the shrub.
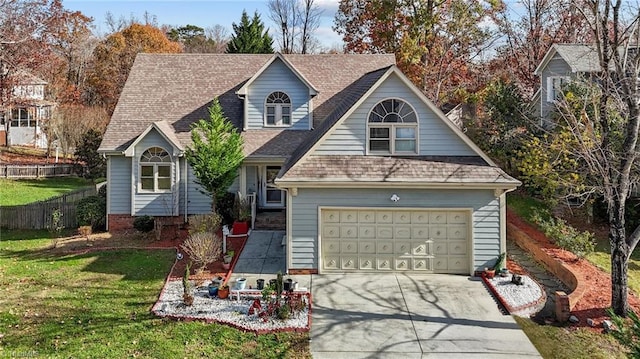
[216,192,236,226]
[530,209,595,258]
[49,208,65,248]
[76,195,106,231]
[188,213,222,235]
[607,308,640,356]
[133,215,155,233]
[180,232,222,273]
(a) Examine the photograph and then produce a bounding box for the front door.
[264,166,285,207]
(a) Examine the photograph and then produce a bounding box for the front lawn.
[0,230,310,358]
[0,177,93,206]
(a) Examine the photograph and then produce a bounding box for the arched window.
[265,91,291,126]
[367,98,418,154]
[139,147,172,192]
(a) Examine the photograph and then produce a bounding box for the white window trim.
[366,98,419,155]
[138,147,173,194]
[264,91,292,127]
[546,76,570,102]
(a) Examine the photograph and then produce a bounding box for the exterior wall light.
[390,194,400,202]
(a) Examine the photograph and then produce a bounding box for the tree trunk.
[610,202,629,315]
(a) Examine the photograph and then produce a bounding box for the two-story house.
[0,71,53,148]
[532,44,601,122]
[98,53,520,275]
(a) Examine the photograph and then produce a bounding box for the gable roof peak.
[236,52,319,96]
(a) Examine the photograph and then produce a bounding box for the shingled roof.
[98,53,396,153]
[277,155,520,186]
[534,44,601,75]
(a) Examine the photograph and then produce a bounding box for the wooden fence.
[0,186,97,230]
[1,164,77,178]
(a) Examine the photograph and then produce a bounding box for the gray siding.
[108,155,132,214]
[540,54,572,119]
[186,165,213,214]
[290,188,500,271]
[246,165,258,194]
[133,130,178,216]
[314,73,476,156]
[245,58,310,130]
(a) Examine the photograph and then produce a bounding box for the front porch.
[239,162,287,231]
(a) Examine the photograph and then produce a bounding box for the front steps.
[254,210,286,230]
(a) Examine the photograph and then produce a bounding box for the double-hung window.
[265,91,291,126]
[367,99,418,155]
[547,76,570,102]
[139,147,172,192]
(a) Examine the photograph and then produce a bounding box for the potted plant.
[207,281,219,297]
[232,197,251,234]
[484,252,506,279]
[217,284,230,299]
[223,250,234,264]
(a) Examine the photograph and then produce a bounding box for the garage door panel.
[323,240,340,254]
[377,226,393,239]
[394,241,411,255]
[376,211,393,224]
[341,256,357,269]
[412,227,429,239]
[395,258,410,270]
[376,256,393,270]
[448,226,467,239]
[340,225,358,238]
[340,241,357,253]
[411,212,429,224]
[358,226,375,238]
[323,210,340,223]
[359,241,376,254]
[323,225,340,238]
[320,208,470,274]
[340,210,358,223]
[411,241,432,256]
[394,227,411,239]
[394,212,411,224]
[359,256,375,270]
[377,241,393,254]
[413,258,432,271]
[448,212,467,224]
[448,241,467,255]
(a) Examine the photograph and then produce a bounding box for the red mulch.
[507,209,640,329]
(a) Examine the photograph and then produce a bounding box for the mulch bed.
[507,209,640,329]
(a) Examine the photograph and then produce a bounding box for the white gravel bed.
[486,274,545,316]
[152,280,309,332]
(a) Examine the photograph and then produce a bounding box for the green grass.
[0,177,93,206]
[0,230,310,358]
[515,317,627,358]
[507,193,551,222]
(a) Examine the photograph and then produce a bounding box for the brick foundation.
[108,214,185,234]
[288,269,319,275]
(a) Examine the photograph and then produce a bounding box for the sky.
[63,0,344,49]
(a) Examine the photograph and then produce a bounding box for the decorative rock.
[569,315,579,323]
[587,318,596,327]
[603,320,614,333]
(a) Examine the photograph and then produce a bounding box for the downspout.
[184,157,188,223]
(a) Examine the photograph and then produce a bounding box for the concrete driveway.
[309,273,541,358]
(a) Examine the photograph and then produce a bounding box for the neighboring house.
[0,71,53,148]
[98,53,520,275]
[533,44,600,122]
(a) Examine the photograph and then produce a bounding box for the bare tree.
[267,0,322,54]
[206,25,230,53]
[547,0,640,315]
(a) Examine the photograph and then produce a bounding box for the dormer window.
[367,98,418,154]
[547,76,570,102]
[139,147,172,192]
[265,91,291,126]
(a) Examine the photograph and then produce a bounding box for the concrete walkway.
[230,231,541,358]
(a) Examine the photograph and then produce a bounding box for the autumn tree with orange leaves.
[86,23,182,114]
[334,0,500,105]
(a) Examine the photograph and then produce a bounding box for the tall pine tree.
[226,10,274,54]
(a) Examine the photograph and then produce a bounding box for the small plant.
[78,225,92,245]
[261,283,275,302]
[493,252,506,271]
[49,208,65,248]
[188,213,222,235]
[234,196,252,222]
[275,271,284,296]
[180,232,222,273]
[133,215,155,233]
[183,262,194,306]
[607,308,640,356]
[530,209,595,258]
[276,303,291,320]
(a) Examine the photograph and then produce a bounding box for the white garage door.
[320,208,470,274]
